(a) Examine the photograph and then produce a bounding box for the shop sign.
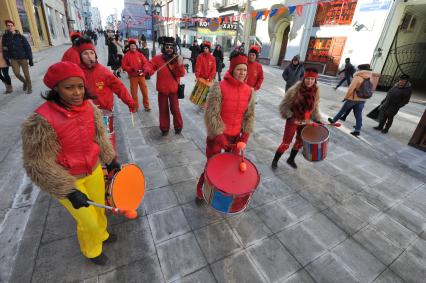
[306,37,332,63]
[314,1,357,26]
[197,19,237,36]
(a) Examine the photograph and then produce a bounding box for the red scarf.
[292,83,316,120]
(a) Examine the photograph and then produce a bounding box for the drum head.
[205,153,259,195]
[110,164,145,210]
[301,125,329,143]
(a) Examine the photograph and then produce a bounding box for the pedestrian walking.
[0,30,12,94]
[140,40,150,60]
[2,20,33,94]
[143,36,186,136]
[334,58,355,90]
[62,32,82,65]
[189,41,200,73]
[271,68,322,169]
[121,38,151,112]
[107,37,120,77]
[196,41,216,85]
[195,53,255,205]
[328,64,373,137]
[213,45,224,81]
[282,55,305,91]
[373,74,412,133]
[176,34,182,54]
[246,45,264,93]
[21,61,120,265]
[114,35,124,78]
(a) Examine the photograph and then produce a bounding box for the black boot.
[286,149,298,169]
[271,151,283,169]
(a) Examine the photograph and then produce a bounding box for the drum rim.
[204,152,260,194]
[301,125,330,145]
[109,163,146,208]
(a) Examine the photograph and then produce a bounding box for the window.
[46,6,56,38]
[59,13,67,37]
[401,14,416,32]
[16,0,31,33]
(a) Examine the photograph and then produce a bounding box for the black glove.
[106,159,121,175]
[29,59,34,67]
[67,190,90,209]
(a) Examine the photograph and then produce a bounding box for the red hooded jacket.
[35,100,100,176]
[220,72,252,136]
[246,61,264,91]
[144,55,185,94]
[80,63,135,111]
[121,50,149,77]
[62,46,81,65]
[195,52,216,81]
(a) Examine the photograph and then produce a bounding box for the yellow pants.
[130,76,150,110]
[59,165,109,258]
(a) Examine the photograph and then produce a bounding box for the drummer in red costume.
[75,37,136,113]
[21,62,121,265]
[271,68,322,169]
[121,38,151,112]
[195,53,255,205]
[143,36,185,136]
[61,32,82,65]
[195,41,216,85]
[246,45,264,96]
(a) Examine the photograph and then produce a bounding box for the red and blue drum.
[203,152,260,214]
[301,124,329,161]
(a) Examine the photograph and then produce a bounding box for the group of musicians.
[21,34,322,265]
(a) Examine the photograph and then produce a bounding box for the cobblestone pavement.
[3,40,426,283]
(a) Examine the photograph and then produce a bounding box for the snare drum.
[106,163,146,214]
[190,79,210,107]
[301,125,329,161]
[102,110,114,134]
[202,153,260,214]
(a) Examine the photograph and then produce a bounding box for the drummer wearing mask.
[195,53,255,205]
[21,62,121,265]
[271,68,322,169]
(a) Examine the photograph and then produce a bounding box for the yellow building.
[0,0,50,51]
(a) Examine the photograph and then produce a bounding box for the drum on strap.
[101,109,116,151]
[203,152,260,214]
[190,78,211,107]
[106,163,145,218]
[301,125,329,161]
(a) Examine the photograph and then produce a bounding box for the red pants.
[130,76,149,110]
[276,119,305,154]
[196,134,239,199]
[158,93,183,132]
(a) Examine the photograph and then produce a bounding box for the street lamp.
[122,15,132,39]
[144,0,161,56]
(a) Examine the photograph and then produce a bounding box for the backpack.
[356,78,373,99]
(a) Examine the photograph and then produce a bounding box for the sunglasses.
[164,45,174,49]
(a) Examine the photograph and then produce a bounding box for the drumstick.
[87,201,121,213]
[131,113,135,127]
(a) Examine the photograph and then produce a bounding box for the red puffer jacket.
[61,46,81,65]
[35,100,100,176]
[246,61,264,91]
[195,52,216,81]
[121,50,149,77]
[80,63,135,111]
[220,72,252,136]
[144,54,185,94]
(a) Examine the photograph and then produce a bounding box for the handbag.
[167,64,185,99]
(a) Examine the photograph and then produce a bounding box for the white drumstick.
[87,201,120,213]
[131,113,135,127]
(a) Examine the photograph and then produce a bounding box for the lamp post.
[143,0,161,57]
[122,15,132,39]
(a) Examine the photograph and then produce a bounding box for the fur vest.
[279,81,321,123]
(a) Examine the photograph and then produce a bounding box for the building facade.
[43,0,70,45]
[120,0,151,39]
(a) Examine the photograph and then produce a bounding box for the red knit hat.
[5,20,14,26]
[43,62,86,89]
[76,42,96,54]
[128,38,137,45]
[229,54,248,73]
[70,32,81,41]
[202,41,212,48]
[249,45,261,54]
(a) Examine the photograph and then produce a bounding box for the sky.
[91,0,124,26]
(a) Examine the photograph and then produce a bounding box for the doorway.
[324,37,346,75]
[278,26,290,66]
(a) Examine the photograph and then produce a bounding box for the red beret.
[5,20,15,26]
[202,41,212,48]
[70,32,81,41]
[128,38,137,45]
[76,42,96,54]
[43,62,86,89]
[229,54,248,73]
[249,45,261,54]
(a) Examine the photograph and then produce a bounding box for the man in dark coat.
[189,40,200,73]
[282,55,305,91]
[2,20,33,93]
[374,74,412,133]
[335,57,355,90]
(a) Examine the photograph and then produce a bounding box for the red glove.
[214,134,229,150]
[239,132,250,144]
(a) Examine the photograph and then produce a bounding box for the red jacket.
[62,46,81,65]
[220,72,252,136]
[195,52,216,81]
[144,54,185,94]
[35,100,100,176]
[80,63,135,111]
[121,50,149,77]
[246,61,264,91]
